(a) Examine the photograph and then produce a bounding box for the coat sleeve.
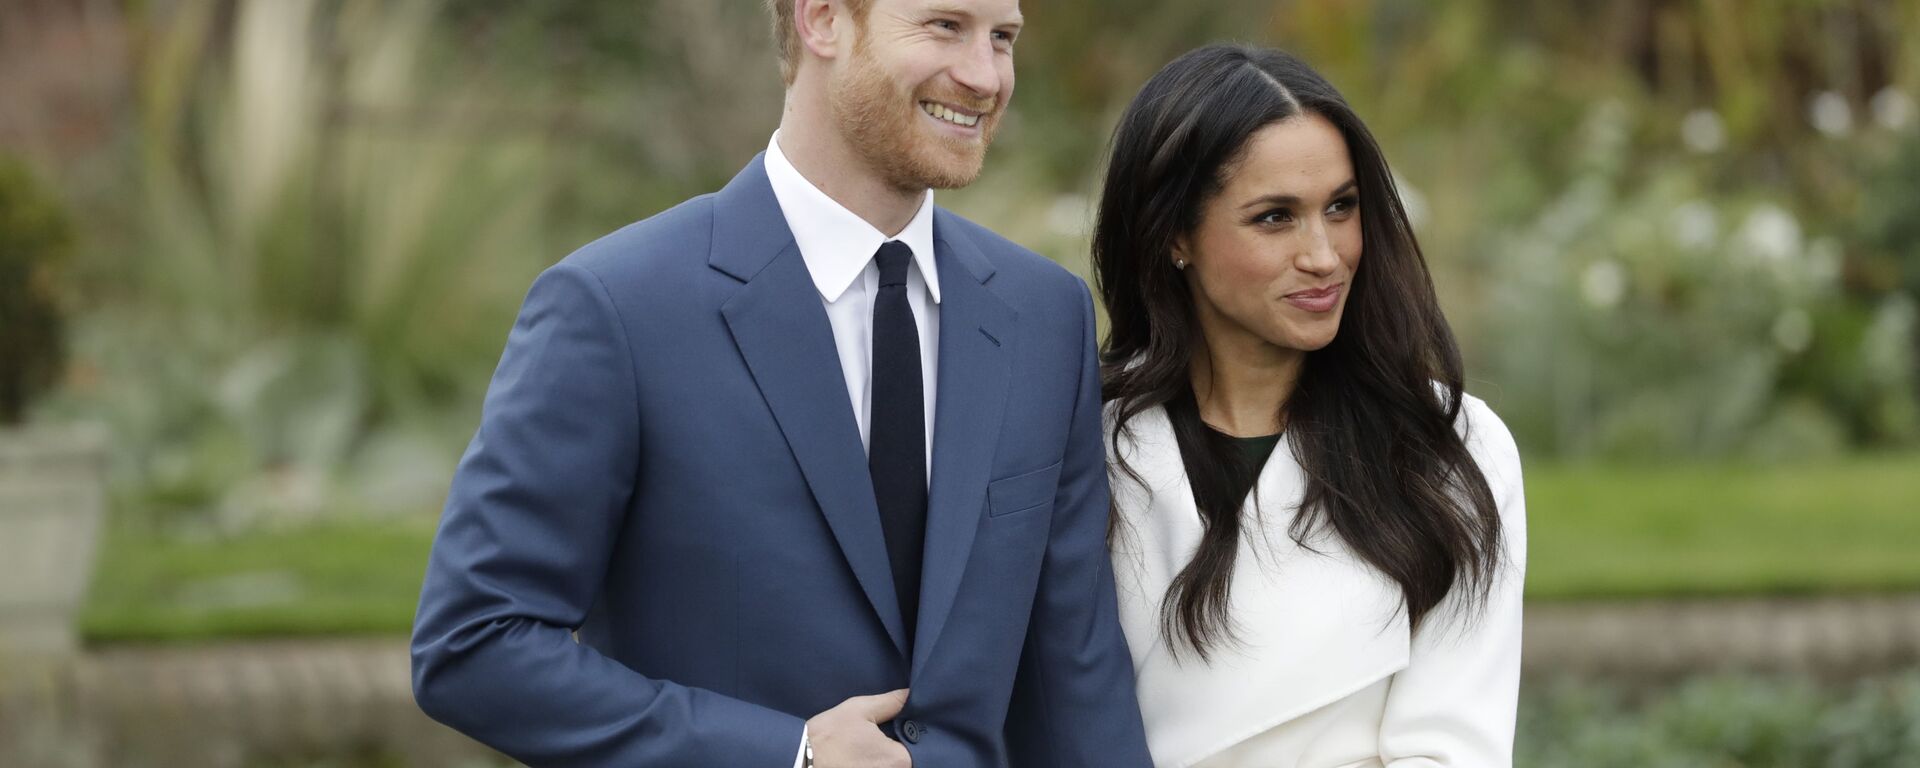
[1378,397,1528,767]
[1004,279,1155,767]
[409,261,805,767]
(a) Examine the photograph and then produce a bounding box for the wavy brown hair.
[1095,44,1503,662]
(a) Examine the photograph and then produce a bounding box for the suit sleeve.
[409,261,804,767]
[1378,398,1528,767]
[1004,279,1154,767]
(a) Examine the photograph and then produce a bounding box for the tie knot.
[875,241,913,288]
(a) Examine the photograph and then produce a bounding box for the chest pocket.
[987,460,1062,518]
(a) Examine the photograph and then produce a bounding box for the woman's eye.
[1327,197,1358,217]
[1256,209,1294,225]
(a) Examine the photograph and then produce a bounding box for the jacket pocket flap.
[987,461,1062,518]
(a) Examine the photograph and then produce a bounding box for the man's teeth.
[920,101,981,127]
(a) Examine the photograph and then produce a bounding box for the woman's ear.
[1171,238,1193,271]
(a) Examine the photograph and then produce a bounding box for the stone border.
[1524,593,1920,678]
[7,595,1920,765]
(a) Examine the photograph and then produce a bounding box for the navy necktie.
[869,240,927,647]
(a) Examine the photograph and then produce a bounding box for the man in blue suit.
[410,0,1152,765]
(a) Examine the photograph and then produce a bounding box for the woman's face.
[1178,113,1363,358]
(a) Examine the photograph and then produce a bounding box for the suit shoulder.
[939,209,1083,292]
[557,193,718,285]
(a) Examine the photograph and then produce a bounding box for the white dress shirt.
[765,133,941,469]
[764,133,943,767]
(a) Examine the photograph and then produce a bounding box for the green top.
[1225,431,1283,469]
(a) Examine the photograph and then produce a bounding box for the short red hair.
[764,0,875,85]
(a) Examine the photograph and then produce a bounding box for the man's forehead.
[881,0,1023,24]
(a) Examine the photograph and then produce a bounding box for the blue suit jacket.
[411,156,1152,767]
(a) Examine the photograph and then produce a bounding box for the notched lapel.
[912,212,1015,678]
[715,157,908,656]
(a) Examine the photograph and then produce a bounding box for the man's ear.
[797,0,850,63]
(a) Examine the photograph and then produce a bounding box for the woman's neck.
[1188,331,1302,438]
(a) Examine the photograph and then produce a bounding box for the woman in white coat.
[1091,45,1527,768]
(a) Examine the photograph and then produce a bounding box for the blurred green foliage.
[46,0,555,529]
[0,0,1914,530]
[0,154,73,425]
[1518,671,1920,766]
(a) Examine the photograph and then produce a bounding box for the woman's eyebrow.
[1238,180,1357,211]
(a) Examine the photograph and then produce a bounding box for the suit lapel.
[912,210,1014,677]
[713,155,908,656]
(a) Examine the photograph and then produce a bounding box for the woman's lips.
[1283,284,1342,313]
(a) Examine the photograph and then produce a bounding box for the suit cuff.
[793,725,808,768]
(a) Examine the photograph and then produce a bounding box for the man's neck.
[775,100,926,237]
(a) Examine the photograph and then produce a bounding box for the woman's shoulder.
[1454,392,1520,474]
[1448,389,1526,535]
[1102,398,1171,450]
[1101,399,1185,502]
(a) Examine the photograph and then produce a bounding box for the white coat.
[1107,393,1526,768]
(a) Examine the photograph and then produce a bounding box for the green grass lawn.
[80,453,1920,643]
[1524,452,1920,599]
[81,517,438,643]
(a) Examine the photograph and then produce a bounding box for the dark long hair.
[1094,44,1503,662]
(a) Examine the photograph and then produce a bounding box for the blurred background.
[2,0,1918,765]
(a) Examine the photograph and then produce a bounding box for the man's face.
[828,0,1022,191]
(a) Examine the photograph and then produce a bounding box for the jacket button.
[900,719,925,743]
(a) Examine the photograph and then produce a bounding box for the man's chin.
[856,118,994,190]
[913,157,985,190]
[908,141,989,189]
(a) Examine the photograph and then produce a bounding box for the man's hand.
[805,689,913,768]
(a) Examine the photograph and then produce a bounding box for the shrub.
[0,154,73,426]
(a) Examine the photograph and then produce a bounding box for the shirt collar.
[764,132,941,304]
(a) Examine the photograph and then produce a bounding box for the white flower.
[1046,194,1089,238]
[1393,172,1429,231]
[1737,204,1802,266]
[1772,309,1813,354]
[1582,100,1631,163]
[1671,201,1718,251]
[1809,91,1853,137]
[1541,177,1608,241]
[1806,237,1843,289]
[1871,88,1915,131]
[1581,259,1628,309]
[1681,109,1726,153]
[1862,294,1917,381]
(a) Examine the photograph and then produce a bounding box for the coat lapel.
[911,210,1014,678]
[713,155,907,656]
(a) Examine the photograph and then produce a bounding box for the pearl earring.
[1174,258,1188,270]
